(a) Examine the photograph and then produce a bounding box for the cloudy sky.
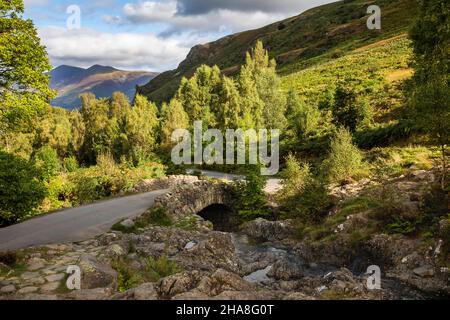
[24,0,335,72]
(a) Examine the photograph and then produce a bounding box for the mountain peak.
[86,65,118,73]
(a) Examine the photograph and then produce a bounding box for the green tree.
[216,76,241,129]
[332,85,369,133]
[286,88,320,139]
[409,0,450,82]
[177,65,221,128]
[277,154,331,223]
[80,93,117,164]
[232,165,268,220]
[239,41,286,129]
[33,145,61,180]
[409,0,450,188]
[0,0,55,131]
[323,127,366,184]
[160,99,189,151]
[126,94,159,163]
[33,107,73,158]
[0,151,46,226]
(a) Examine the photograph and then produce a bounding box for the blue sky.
[24,0,334,72]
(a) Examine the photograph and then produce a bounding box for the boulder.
[413,265,435,278]
[120,219,135,229]
[79,255,117,290]
[196,269,255,297]
[241,219,294,241]
[158,271,203,298]
[105,244,126,258]
[267,260,304,281]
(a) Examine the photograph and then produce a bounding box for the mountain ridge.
[137,0,418,105]
[49,65,159,110]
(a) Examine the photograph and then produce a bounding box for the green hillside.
[282,35,412,123]
[139,0,419,105]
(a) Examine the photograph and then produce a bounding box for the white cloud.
[123,1,178,23]
[117,1,289,36]
[39,26,191,71]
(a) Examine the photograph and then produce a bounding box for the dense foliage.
[0,0,55,132]
[408,0,450,188]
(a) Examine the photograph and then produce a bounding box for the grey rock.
[79,255,117,290]
[120,219,135,229]
[184,241,198,250]
[0,285,16,294]
[45,273,65,283]
[105,244,126,258]
[413,265,435,278]
[17,286,39,294]
[267,260,304,281]
[21,272,40,281]
[41,282,61,292]
[241,218,294,241]
[132,283,159,300]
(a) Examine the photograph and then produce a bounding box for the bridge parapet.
[153,179,234,220]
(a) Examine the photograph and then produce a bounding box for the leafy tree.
[232,165,268,220]
[68,110,85,158]
[409,0,450,82]
[277,154,331,223]
[34,107,73,158]
[286,88,320,139]
[216,76,241,129]
[0,151,46,226]
[126,94,159,164]
[237,64,264,129]
[0,0,55,131]
[239,41,286,129]
[409,0,450,188]
[177,65,221,128]
[323,127,366,184]
[33,145,61,180]
[79,93,117,164]
[160,99,189,151]
[110,92,131,160]
[332,85,370,133]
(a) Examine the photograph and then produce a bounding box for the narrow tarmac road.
[0,190,168,251]
[0,170,282,252]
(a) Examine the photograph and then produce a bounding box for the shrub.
[369,185,418,235]
[0,151,46,226]
[33,146,61,180]
[112,259,143,292]
[40,175,73,212]
[323,127,367,184]
[332,85,372,132]
[145,256,181,282]
[278,155,332,223]
[63,156,79,173]
[232,165,269,221]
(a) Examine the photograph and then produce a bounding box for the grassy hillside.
[282,35,413,124]
[139,0,419,105]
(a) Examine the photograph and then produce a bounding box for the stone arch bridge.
[153,179,239,231]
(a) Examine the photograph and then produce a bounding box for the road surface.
[0,170,282,251]
[0,190,168,251]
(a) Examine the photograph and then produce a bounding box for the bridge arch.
[153,179,238,230]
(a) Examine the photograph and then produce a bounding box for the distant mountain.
[138,0,418,105]
[49,65,159,110]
